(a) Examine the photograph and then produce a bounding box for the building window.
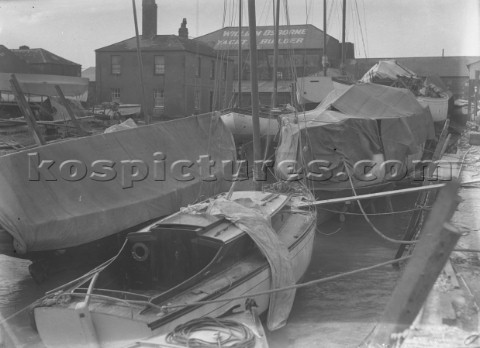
[111,88,120,102]
[154,56,165,75]
[223,62,227,81]
[111,55,121,75]
[196,57,201,77]
[210,60,215,79]
[194,89,201,110]
[153,88,164,110]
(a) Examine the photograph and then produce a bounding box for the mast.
[272,0,280,108]
[132,0,150,124]
[323,0,328,76]
[247,0,261,190]
[238,0,242,107]
[341,0,346,75]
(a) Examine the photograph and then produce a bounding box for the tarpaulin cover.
[359,60,417,83]
[0,114,235,253]
[207,197,295,331]
[0,73,89,102]
[276,83,435,191]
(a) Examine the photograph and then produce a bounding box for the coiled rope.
[165,316,256,348]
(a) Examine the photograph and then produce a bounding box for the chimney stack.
[142,0,157,39]
[178,18,188,39]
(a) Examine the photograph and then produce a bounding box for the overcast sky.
[0,0,479,69]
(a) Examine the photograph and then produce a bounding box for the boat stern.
[34,305,152,348]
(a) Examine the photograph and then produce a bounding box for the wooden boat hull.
[34,193,316,347]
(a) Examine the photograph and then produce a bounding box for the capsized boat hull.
[34,191,316,348]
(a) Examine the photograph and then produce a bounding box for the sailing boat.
[219,0,284,143]
[31,1,317,347]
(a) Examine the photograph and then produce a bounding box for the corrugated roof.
[96,35,219,58]
[12,48,80,66]
[196,24,339,50]
[0,45,32,73]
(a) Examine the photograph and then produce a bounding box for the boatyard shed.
[95,1,233,118]
[12,46,81,77]
[0,45,32,74]
[197,24,352,106]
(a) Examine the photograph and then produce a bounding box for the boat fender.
[131,242,150,262]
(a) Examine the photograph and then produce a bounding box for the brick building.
[95,0,233,118]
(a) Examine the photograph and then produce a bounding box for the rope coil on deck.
[165,316,256,348]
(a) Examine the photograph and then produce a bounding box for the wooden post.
[248,0,262,190]
[323,0,328,76]
[271,0,280,108]
[340,0,346,75]
[475,71,480,125]
[9,74,46,146]
[468,79,472,121]
[54,85,90,136]
[367,180,462,348]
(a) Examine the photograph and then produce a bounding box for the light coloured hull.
[35,219,316,348]
[416,93,449,122]
[221,112,279,136]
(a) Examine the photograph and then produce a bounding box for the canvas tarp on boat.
[187,196,296,331]
[276,83,435,190]
[0,114,236,253]
[359,60,417,84]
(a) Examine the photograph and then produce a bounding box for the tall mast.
[323,0,328,76]
[272,0,280,108]
[341,0,346,75]
[247,0,261,190]
[132,0,149,124]
[238,0,242,107]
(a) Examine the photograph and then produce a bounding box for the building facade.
[196,24,353,106]
[95,2,233,119]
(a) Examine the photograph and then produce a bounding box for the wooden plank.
[9,74,45,145]
[0,118,81,129]
[54,85,90,135]
[367,181,462,348]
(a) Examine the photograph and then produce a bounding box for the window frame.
[153,88,165,109]
[210,60,215,79]
[194,89,201,110]
[196,57,201,77]
[111,55,122,75]
[154,55,165,75]
[111,88,121,102]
